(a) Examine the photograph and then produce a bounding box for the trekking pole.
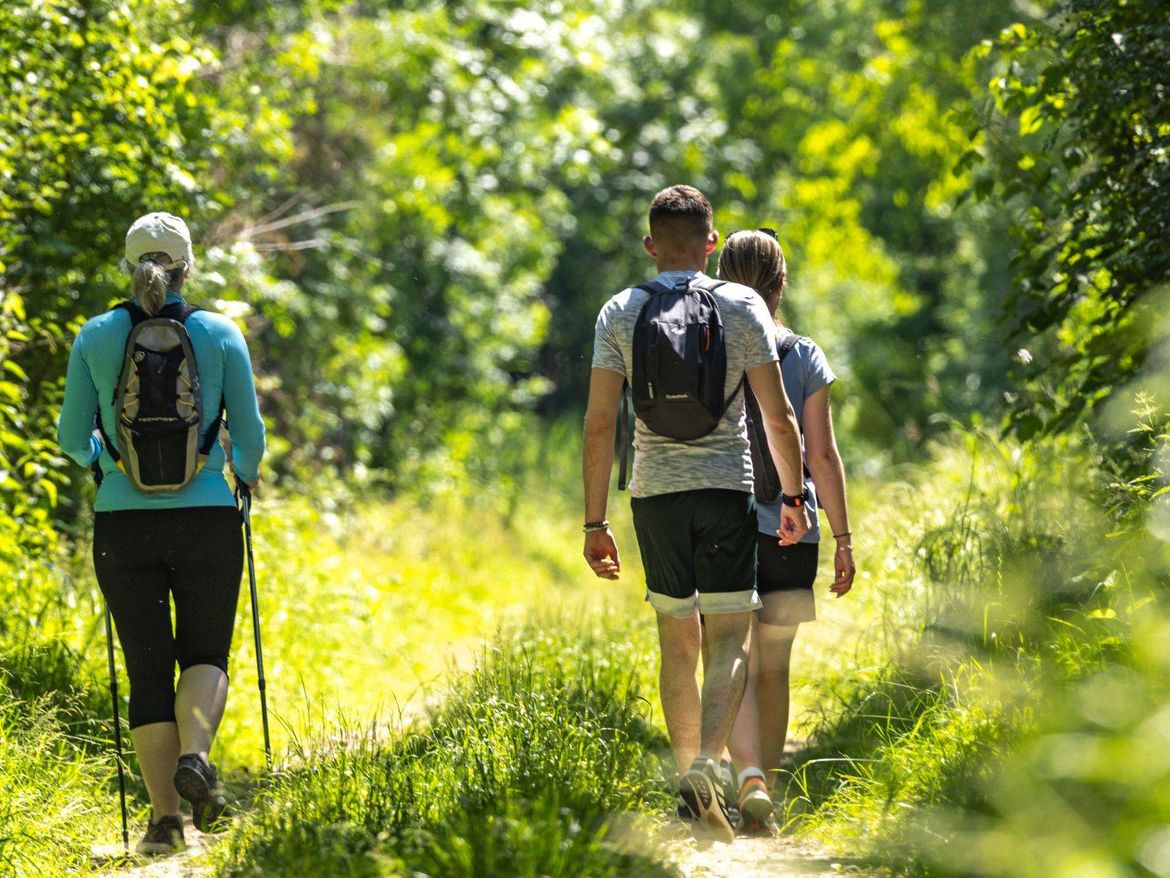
[238,482,273,769]
[104,604,130,855]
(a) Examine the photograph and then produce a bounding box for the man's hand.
[777,504,811,545]
[584,528,621,580]
[831,540,855,597]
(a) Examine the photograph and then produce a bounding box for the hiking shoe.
[738,775,774,824]
[740,812,780,838]
[173,753,228,833]
[718,760,741,830]
[678,757,735,844]
[135,814,185,855]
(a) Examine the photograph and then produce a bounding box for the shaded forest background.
[2,2,1170,875]
[7,0,1164,533]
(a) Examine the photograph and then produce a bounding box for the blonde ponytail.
[131,259,168,316]
[717,230,788,316]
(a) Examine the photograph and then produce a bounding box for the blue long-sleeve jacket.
[57,291,266,511]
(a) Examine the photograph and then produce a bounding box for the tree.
[971,0,1170,445]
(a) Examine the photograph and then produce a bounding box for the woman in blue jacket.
[58,212,265,854]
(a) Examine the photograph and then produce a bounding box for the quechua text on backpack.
[617,276,743,489]
[95,301,223,492]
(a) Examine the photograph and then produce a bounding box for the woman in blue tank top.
[57,213,265,855]
[713,228,857,834]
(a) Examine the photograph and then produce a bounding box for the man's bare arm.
[745,361,810,544]
[745,361,803,496]
[582,367,626,578]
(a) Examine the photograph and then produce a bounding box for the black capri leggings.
[94,506,244,729]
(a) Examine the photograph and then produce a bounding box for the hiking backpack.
[617,276,743,489]
[744,333,803,503]
[94,301,223,492]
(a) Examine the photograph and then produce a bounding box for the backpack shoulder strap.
[689,276,726,293]
[158,302,203,323]
[113,301,148,326]
[113,301,204,325]
[633,281,673,296]
[97,302,144,469]
[777,332,801,363]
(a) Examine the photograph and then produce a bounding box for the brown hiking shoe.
[738,775,774,824]
[135,814,185,856]
[173,753,228,833]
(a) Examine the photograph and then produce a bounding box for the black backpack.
[744,333,803,502]
[94,301,224,492]
[617,276,743,489]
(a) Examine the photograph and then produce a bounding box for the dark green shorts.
[630,489,762,618]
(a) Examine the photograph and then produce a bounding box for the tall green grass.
[0,681,115,877]
[214,621,678,878]
[0,455,662,874]
[783,424,1170,877]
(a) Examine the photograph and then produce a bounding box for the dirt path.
[668,833,870,877]
[99,832,866,878]
[95,817,868,878]
[92,820,215,878]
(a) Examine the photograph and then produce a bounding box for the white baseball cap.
[124,212,195,270]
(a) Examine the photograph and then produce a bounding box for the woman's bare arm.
[802,385,855,596]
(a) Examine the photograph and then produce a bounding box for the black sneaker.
[718,760,741,831]
[135,814,185,856]
[173,753,228,833]
[678,756,735,844]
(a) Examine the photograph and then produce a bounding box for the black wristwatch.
[780,488,811,508]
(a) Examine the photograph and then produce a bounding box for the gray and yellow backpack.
[95,301,223,492]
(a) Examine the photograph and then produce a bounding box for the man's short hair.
[649,185,713,249]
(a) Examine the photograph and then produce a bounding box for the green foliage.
[0,0,295,521]
[970,0,1170,444]
[0,686,115,878]
[215,621,677,877]
[787,423,1170,877]
[3,0,1041,507]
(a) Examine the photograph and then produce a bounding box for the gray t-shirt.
[755,330,837,543]
[592,270,779,498]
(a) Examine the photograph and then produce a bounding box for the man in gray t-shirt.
[581,185,809,842]
[592,275,779,497]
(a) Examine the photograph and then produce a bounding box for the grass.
[213,620,679,877]
[214,480,654,765]
[10,420,1168,876]
[778,426,1170,877]
[0,682,116,877]
[0,462,669,875]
